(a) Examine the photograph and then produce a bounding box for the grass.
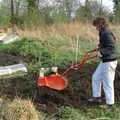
[61,105,120,120]
[0,36,96,68]
[19,23,98,40]
[0,26,120,120]
[0,98,43,120]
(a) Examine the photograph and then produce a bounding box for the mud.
[0,52,22,66]
[36,63,120,115]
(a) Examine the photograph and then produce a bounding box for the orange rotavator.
[37,48,98,91]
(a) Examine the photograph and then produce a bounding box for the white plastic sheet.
[0,34,7,41]
[0,33,20,44]
[0,64,27,76]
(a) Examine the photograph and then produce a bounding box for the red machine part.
[37,74,68,91]
[37,48,98,91]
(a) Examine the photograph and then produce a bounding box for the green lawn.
[61,105,120,120]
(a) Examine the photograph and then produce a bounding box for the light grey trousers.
[92,60,118,105]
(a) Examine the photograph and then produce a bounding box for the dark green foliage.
[0,36,96,69]
[113,0,120,23]
[0,3,11,27]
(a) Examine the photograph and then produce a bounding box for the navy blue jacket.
[99,27,117,62]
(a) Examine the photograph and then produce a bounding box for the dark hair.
[93,17,108,27]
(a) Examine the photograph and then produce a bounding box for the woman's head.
[93,17,108,31]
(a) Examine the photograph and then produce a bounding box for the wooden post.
[11,0,15,32]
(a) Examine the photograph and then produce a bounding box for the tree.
[0,1,11,27]
[113,0,120,6]
[27,0,38,16]
[10,0,14,26]
[113,0,120,22]
[99,0,103,15]
[50,0,80,23]
[76,0,110,22]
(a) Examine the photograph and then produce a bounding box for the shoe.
[88,97,102,104]
[99,104,113,109]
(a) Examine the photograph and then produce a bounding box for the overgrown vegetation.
[0,98,42,120]
[0,36,96,68]
[0,0,118,28]
[0,35,120,120]
[1,0,120,120]
[61,105,120,120]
